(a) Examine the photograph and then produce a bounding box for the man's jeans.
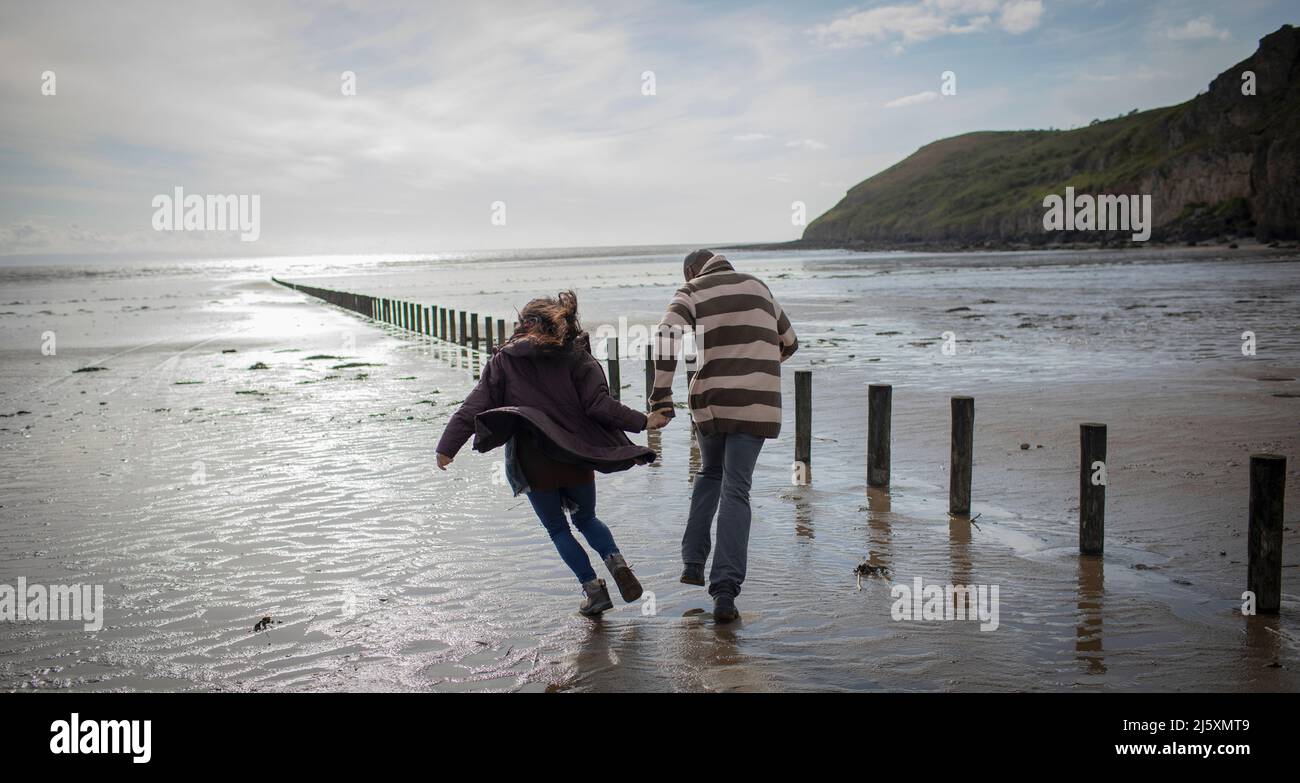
[682,431,764,598]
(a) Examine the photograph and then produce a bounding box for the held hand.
[645,410,671,430]
[436,452,453,471]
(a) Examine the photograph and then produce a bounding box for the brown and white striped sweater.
[648,255,797,438]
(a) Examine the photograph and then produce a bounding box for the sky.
[0,0,1294,258]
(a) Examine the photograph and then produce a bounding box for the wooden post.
[440,307,447,341]
[644,343,654,412]
[1248,453,1286,614]
[425,307,432,337]
[607,337,621,401]
[867,384,892,487]
[795,370,812,484]
[1079,423,1106,556]
[949,396,974,515]
[483,314,494,355]
[497,318,505,348]
[458,311,467,346]
[470,313,479,351]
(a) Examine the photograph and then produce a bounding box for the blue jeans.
[526,482,619,585]
[682,432,764,598]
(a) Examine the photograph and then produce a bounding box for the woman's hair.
[512,290,583,350]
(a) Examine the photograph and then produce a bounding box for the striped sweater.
[648,255,797,438]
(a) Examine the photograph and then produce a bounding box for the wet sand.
[1,246,1298,691]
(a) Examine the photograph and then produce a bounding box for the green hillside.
[803,25,1300,246]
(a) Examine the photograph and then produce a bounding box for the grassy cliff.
[803,25,1300,246]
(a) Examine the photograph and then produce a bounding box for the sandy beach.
[1,245,1298,692]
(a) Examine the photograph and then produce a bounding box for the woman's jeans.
[682,432,764,598]
[526,482,619,585]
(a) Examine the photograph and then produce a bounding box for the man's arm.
[774,298,798,361]
[647,286,694,419]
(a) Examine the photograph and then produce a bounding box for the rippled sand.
[1,246,1298,691]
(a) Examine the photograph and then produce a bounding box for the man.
[648,249,798,623]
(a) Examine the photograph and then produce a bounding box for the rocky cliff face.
[804,25,1300,246]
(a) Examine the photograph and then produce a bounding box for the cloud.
[884,90,940,108]
[786,139,828,150]
[809,0,1039,48]
[733,133,773,142]
[998,0,1043,35]
[1165,15,1230,42]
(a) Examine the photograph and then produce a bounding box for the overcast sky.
[0,0,1293,258]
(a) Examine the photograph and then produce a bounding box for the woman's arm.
[575,355,649,433]
[435,357,500,463]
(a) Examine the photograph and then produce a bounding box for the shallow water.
[1,245,1298,691]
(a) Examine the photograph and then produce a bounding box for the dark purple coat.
[435,336,654,472]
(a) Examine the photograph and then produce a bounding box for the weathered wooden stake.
[644,344,655,412]
[458,311,467,346]
[1079,423,1106,556]
[949,395,974,516]
[867,384,892,487]
[607,337,621,401]
[483,315,494,355]
[795,370,812,484]
[1248,453,1286,614]
[497,318,505,348]
[470,313,479,352]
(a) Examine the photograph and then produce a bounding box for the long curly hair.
[511,290,585,351]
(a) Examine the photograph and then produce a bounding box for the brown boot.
[579,578,613,617]
[604,554,643,602]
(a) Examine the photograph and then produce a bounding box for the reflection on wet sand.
[948,514,973,616]
[785,487,815,539]
[562,611,775,692]
[666,616,770,692]
[564,619,648,692]
[647,427,661,466]
[863,487,893,576]
[1076,555,1105,675]
[1242,614,1291,688]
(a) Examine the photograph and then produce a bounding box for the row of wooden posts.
[274,278,1289,616]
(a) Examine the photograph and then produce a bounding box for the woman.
[435,291,669,617]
